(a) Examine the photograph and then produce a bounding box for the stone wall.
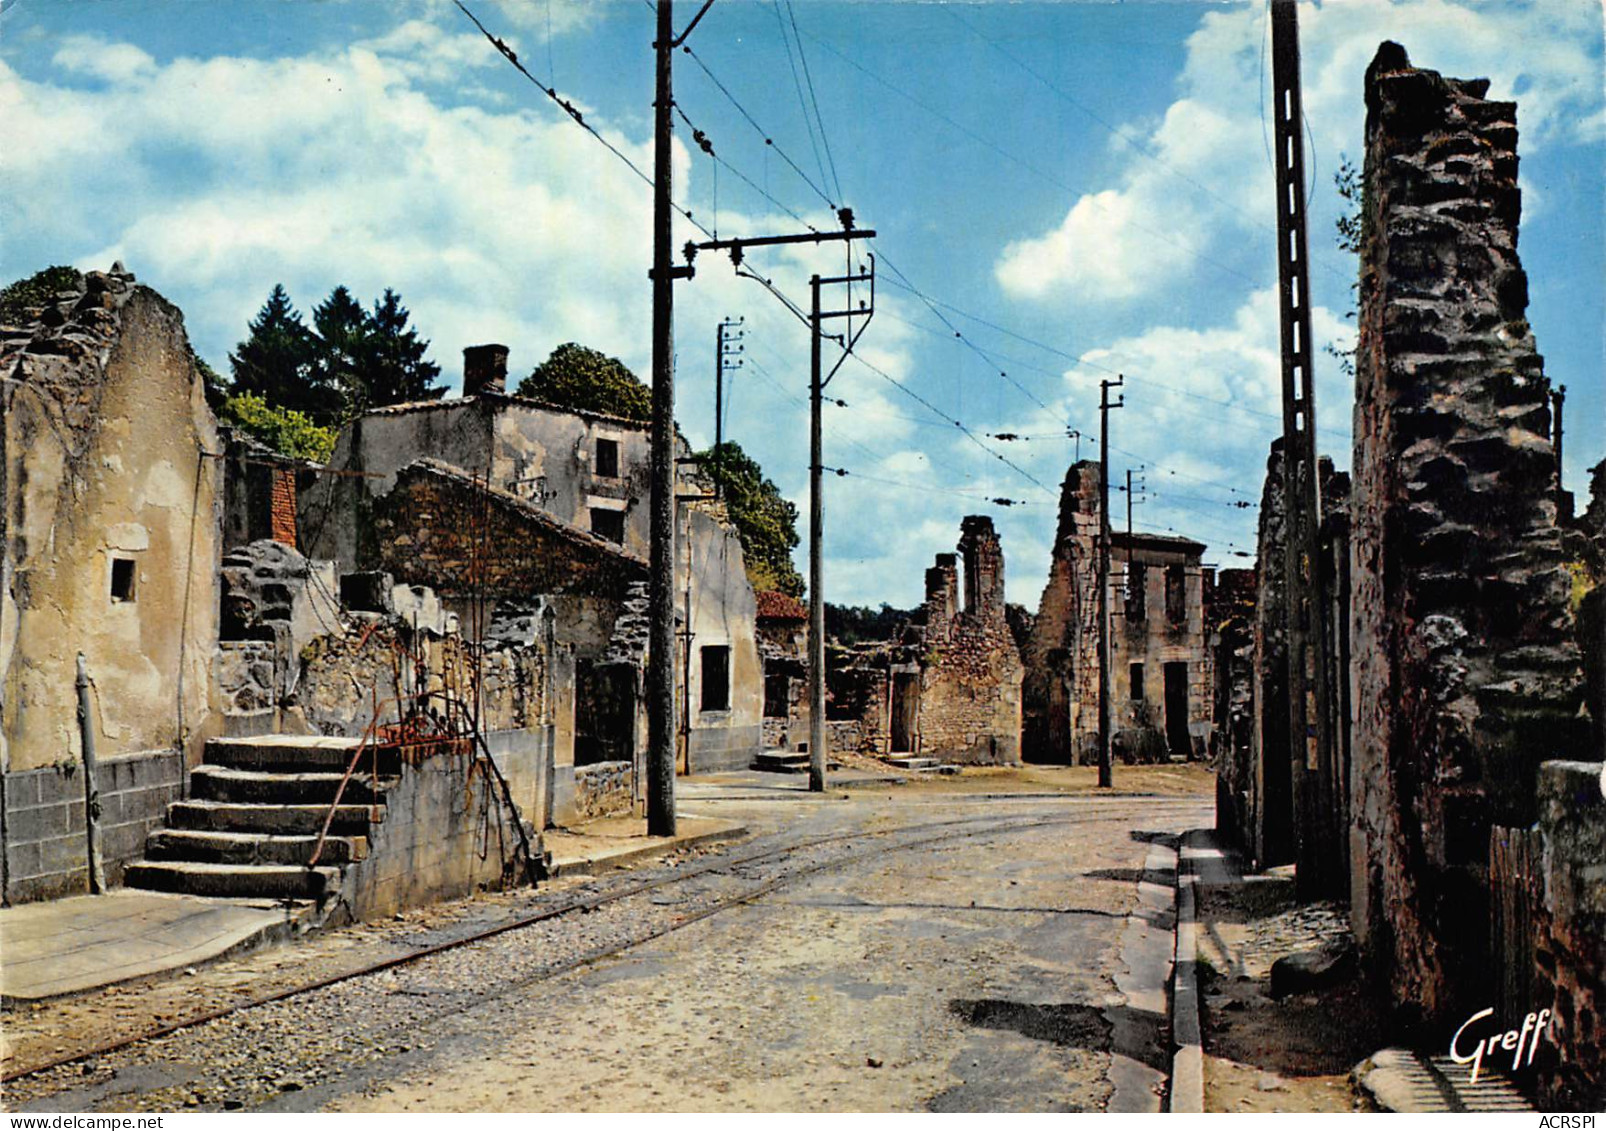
[2,267,223,778]
[334,743,534,922]
[1209,568,1257,847]
[1,750,182,903]
[1251,441,1293,869]
[1527,761,1606,1110]
[572,761,633,822]
[1348,44,1586,1022]
[917,517,1023,764]
[372,459,643,604]
[1021,462,1101,763]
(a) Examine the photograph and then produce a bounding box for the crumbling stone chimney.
[1349,43,1585,1023]
[959,515,1006,623]
[463,344,509,398]
[924,553,959,630]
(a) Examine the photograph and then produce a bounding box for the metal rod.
[647,0,679,836]
[694,228,876,252]
[74,654,106,895]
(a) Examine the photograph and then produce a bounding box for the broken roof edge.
[357,389,652,432]
[1110,530,1208,553]
[397,457,649,571]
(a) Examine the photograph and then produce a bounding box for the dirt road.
[6,767,1211,1113]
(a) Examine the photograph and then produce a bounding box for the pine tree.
[360,288,444,408]
[309,285,370,420]
[228,286,333,423]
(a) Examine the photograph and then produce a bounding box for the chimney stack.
[463,344,509,398]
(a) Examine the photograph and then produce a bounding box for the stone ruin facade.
[2,264,222,902]
[1349,43,1587,1027]
[1022,460,1214,765]
[824,515,1023,764]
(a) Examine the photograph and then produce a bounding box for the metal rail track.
[3,797,1205,1087]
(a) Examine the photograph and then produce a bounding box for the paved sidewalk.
[2,809,747,1005]
[543,813,745,876]
[2,890,298,1004]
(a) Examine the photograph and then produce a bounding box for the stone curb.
[545,819,747,878]
[1168,829,1205,1113]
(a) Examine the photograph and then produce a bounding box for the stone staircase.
[124,735,395,902]
[751,749,841,773]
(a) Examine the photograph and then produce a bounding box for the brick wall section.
[1349,43,1585,1022]
[269,468,298,545]
[372,459,644,601]
[3,751,182,904]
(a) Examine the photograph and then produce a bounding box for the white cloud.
[995,0,1604,304]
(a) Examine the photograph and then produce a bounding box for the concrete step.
[146,828,369,866]
[204,735,394,774]
[753,751,811,772]
[189,765,393,806]
[166,800,384,836]
[123,860,341,901]
[885,755,941,771]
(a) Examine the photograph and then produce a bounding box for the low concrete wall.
[686,723,762,774]
[334,743,531,922]
[2,750,182,904]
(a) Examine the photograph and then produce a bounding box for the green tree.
[217,392,337,462]
[515,342,651,421]
[695,441,805,598]
[0,266,84,324]
[309,284,370,420]
[359,288,444,409]
[229,286,333,423]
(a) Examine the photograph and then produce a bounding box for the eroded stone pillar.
[1349,43,1585,1021]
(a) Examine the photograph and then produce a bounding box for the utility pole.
[646,0,711,836]
[1098,376,1123,789]
[1271,0,1337,897]
[714,316,743,497]
[688,225,875,796]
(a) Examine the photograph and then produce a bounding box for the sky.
[3,0,1602,610]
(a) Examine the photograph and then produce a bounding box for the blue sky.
[3,0,1602,608]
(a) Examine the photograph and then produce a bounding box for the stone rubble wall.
[1021,462,1102,763]
[1528,761,1606,1110]
[1349,43,1586,1023]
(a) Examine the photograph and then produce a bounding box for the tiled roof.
[755,590,808,620]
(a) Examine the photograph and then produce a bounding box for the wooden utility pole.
[690,228,874,796]
[1270,0,1337,897]
[1098,376,1123,788]
[646,0,711,835]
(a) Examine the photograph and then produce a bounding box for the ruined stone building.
[1022,460,1214,764]
[1211,44,1603,1107]
[0,272,764,920]
[1346,47,1594,1101]
[755,589,808,753]
[823,516,1023,763]
[303,344,765,790]
[2,265,222,903]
